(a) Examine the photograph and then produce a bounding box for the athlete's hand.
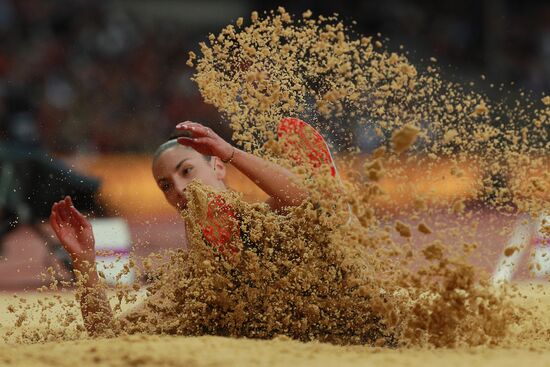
[50,196,96,271]
[175,121,234,162]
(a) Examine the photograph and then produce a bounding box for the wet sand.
[1,283,548,367]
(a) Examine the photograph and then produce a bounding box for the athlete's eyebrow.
[175,158,189,171]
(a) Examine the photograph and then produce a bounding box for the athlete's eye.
[159,182,171,192]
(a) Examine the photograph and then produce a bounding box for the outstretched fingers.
[60,196,89,230]
[50,204,62,234]
[50,209,76,253]
[176,121,212,138]
[51,196,85,230]
[68,204,90,230]
[56,200,71,223]
[177,136,209,146]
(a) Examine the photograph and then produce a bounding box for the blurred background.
[0,0,548,289]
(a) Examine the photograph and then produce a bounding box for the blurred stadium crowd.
[0,0,548,154]
[0,0,220,153]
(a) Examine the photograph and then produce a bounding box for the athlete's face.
[152,145,226,210]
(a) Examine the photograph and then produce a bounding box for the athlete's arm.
[176,121,307,211]
[50,197,114,336]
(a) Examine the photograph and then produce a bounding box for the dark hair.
[152,129,211,165]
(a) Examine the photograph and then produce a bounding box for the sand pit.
[2,334,549,367]
[0,284,549,367]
